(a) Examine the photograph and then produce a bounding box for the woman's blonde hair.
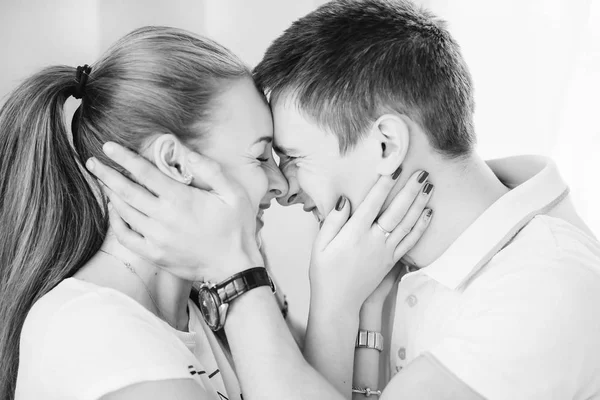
[0,26,249,399]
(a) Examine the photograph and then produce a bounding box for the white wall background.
[1,0,598,330]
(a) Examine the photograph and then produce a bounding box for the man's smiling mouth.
[304,206,324,227]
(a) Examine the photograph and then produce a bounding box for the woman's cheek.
[227,167,263,210]
[248,168,270,206]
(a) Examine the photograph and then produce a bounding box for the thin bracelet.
[352,387,382,397]
[355,330,384,352]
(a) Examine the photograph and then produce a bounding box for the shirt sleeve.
[428,260,600,400]
[26,290,201,400]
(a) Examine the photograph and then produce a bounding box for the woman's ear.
[152,134,192,185]
[372,114,410,176]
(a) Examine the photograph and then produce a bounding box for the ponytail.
[0,66,107,399]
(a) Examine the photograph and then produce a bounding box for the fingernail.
[107,202,113,211]
[417,171,429,183]
[392,165,403,180]
[188,152,202,163]
[103,142,115,155]
[335,195,346,211]
[424,208,433,221]
[422,182,434,195]
[86,158,95,171]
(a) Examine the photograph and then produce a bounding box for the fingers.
[86,156,159,216]
[386,179,433,245]
[107,200,148,254]
[376,170,430,233]
[100,142,178,197]
[314,196,351,250]
[185,152,242,202]
[104,186,151,235]
[392,208,433,262]
[350,168,400,229]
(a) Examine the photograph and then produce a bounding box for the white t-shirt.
[15,278,242,400]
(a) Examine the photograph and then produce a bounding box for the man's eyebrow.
[273,144,296,156]
[254,136,273,144]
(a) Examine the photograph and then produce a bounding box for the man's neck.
[401,154,509,267]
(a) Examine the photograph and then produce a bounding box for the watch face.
[198,287,220,329]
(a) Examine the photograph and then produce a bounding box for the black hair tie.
[73,64,92,99]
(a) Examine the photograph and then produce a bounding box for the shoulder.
[429,216,600,399]
[470,215,600,300]
[461,215,600,341]
[19,278,198,400]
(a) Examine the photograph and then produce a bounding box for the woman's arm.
[302,296,359,397]
[226,286,345,400]
[352,303,385,400]
[301,172,432,398]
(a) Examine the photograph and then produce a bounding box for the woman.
[0,26,430,400]
[0,26,287,400]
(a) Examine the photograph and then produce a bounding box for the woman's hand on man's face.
[85,142,263,283]
[309,169,433,315]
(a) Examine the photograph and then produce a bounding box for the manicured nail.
[422,182,434,195]
[335,196,346,211]
[107,202,113,211]
[85,158,95,171]
[424,208,433,221]
[417,171,429,183]
[188,152,202,163]
[392,165,403,180]
[103,142,115,155]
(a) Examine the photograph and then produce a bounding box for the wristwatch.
[195,267,275,331]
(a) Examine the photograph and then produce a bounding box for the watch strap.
[216,267,274,304]
[355,330,384,352]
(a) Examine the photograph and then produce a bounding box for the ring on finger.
[374,221,392,238]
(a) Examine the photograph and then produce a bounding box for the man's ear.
[152,134,190,184]
[372,114,410,175]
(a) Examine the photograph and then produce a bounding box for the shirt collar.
[412,155,569,290]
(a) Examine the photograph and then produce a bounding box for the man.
[91,0,600,399]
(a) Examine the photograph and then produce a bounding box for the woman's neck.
[74,229,192,331]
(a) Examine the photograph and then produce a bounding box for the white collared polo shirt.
[388,156,600,400]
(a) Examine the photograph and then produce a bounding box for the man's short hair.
[254,0,476,158]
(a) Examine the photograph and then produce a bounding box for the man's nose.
[268,166,289,200]
[277,171,303,206]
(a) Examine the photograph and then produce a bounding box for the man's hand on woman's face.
[309,169,433,314]
[85,142,262,282]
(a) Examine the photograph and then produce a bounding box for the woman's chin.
[255,218,264,248]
